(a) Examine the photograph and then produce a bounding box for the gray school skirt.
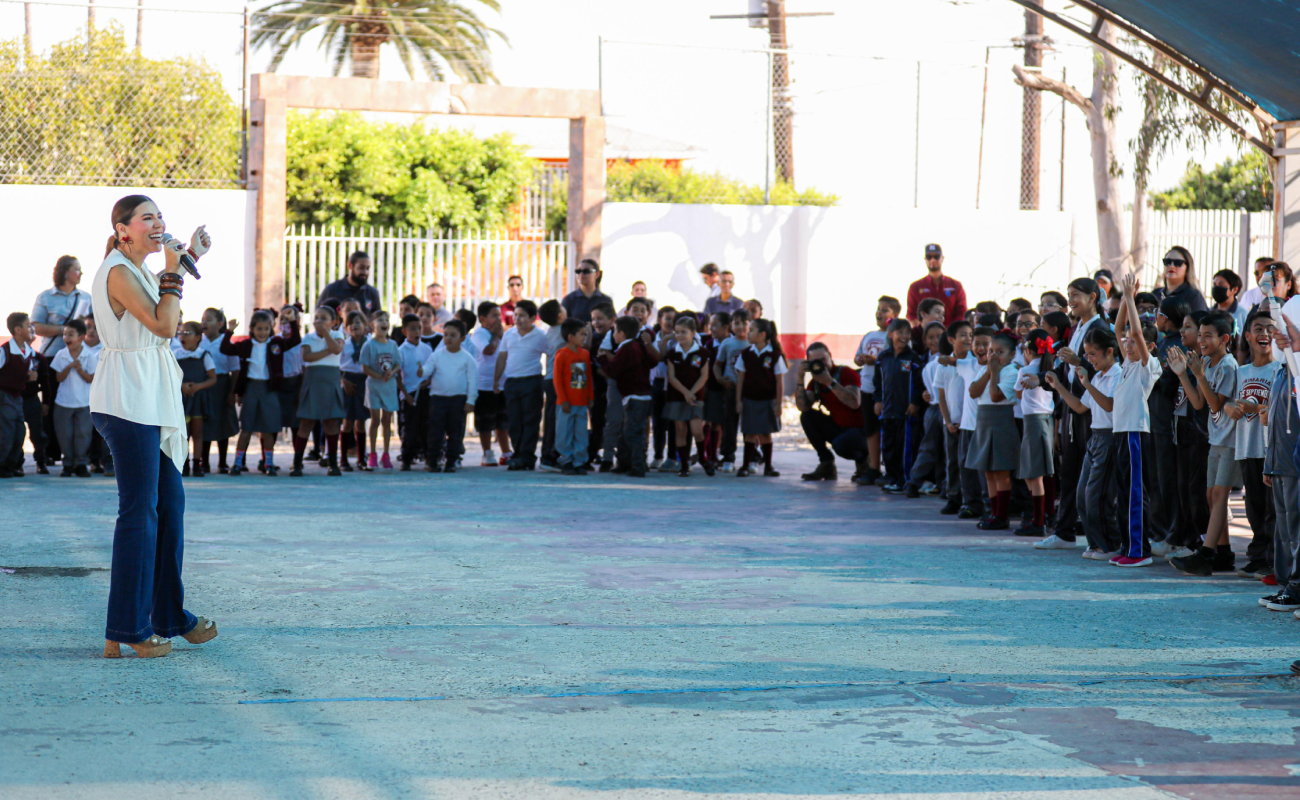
[741,397,779,436]
[298,365,347,421]
[663,399,704,422]
[1018,412,1055,479]
[239,379,282,434]
[965,404,1020,472]
[202,373,240,441]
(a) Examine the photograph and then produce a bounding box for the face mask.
[1139,311,1156,325]
[1210,285,1230,304]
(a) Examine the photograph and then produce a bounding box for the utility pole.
[24,2,33,60]
[136,0,144,50]
[767,0,794,186]
[1018,0,1043,210]
[87,0,95,33]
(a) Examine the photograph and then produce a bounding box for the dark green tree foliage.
[287,111,535,230]
[1151,149,1273,212]
[0,26,240,186]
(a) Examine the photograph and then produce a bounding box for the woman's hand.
[162,236,187,275]
[190,225,212,258]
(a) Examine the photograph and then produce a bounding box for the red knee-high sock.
[326,432,339,461]
[995,490,1011,521]
[1044,475,1057,517]
[1032,494,1045,527]
[761,442,773,468]
[293,434,308,465]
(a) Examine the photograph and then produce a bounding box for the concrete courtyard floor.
[3,439,1300,799]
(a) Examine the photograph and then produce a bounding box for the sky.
[8,0,1245,229]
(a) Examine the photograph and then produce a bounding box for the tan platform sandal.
[103,635,171,658]
[181,617,218,645]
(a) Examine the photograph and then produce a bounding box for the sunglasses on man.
[1163,257,1186,267]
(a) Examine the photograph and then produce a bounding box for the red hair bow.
[1036,336,1055,355]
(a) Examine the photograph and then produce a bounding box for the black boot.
[801,460,838,481]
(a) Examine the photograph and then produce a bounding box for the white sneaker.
[1082,549,1119,561]
[481,449,496,467]
[720,460,735,473]
[648,458,662,470]
[1034,534,1078,550]
[1165,546,1195,560]
[1150,539,1173,558]
[658,459,679,473]
[1293,609,1300,621]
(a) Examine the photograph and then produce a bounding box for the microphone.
[160,233,201,280]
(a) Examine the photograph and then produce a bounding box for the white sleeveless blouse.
[89,251,187,468]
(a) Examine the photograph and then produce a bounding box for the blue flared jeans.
[93,413,196,644]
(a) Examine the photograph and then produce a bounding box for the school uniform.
[1265,361,1300,592]
[339,335,371,423]
[50,345,98,469]
[398,339,434,466]
[737,343,787,435]
[469,327,506,437]
[1147,332,1182,545]
[585,330,608,465]
[422,346,478,467]
[856,330,889,438]
[598,329,625,465]
[874,346,924,485]
[297,331,348,421]
[1056,314,1106,541]
[701,338,728,426]
[938,360,965,507]
[1110,356,1165,559]
[174,348,215,421]
[650,330,672,462]
[965,358,1021,473]
[200,333,239,444]
[0,340,30,474]
[278,325,305,430]
[663,340,710,421]
[954,355,985,510]
[1172,347,1211,548]
[498,326,549,468]
[221,323,301,435]
[1078,362,1122,554]
[905,355,946,492]
[1236,360,1279,571]
[1015,359,1055,479]
[1203,354,1240,488]
[716,335,750,465]
[599,336,659,472]
[360,338,401,412]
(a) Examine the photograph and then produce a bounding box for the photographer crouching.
[796,342,867,481]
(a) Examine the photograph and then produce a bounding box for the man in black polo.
[795,342,866,481]
[317,250,382,315]
[560,258,612,323]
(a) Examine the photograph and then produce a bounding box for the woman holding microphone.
[92,195,217,658]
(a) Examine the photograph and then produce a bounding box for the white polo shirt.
[1082,362,1123,429]
[1015,359,1054,416]
[498,326,548,380]
[956,355,983,432]
[1112,356,1162,433]
[51,346,98,408]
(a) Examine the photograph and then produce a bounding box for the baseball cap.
[924,244,942,257]
[699,263,720,276]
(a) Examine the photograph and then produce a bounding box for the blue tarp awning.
[1092,1,1300,121]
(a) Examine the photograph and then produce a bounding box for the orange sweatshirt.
[553,345,593,406]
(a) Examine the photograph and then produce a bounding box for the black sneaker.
[881,482,905,494]
[939,499,962,515]
[1260,592,1284,608]
[181,461,191,477]
[74,465,91,478]
[1266,590,1300,611]
[611,462,629,475]
[702,460,716,477]
[327,461,342,477]
[306,447,320,461]
[904,484,921,498]
[289,466,304,477]
[1170,551,1214,576]
[1212,549,1236,572]
[36,464,49,475]
[1014,523,1045,537]
[956,505,983,520]
[443,463,457,474]
[762,466,780,478]
[599,461,614,473]
[627,468,647,478]
[736,465,751,477]
[562,465,580,476]
[1236,559,1270,579]
[399,461,412,472]
[977,517,1010,531]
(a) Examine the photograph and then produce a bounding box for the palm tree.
[251,0,505,82]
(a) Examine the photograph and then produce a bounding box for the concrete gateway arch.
[248,74,604,309]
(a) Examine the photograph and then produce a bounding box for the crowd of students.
[821,250,1300,618]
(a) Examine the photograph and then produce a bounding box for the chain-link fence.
[0,1,246,188]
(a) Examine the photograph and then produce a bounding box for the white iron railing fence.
[521,165,568,234]
[284,227,574,317]
[1142,210,1275,297]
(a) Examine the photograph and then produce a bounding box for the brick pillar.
[250,81,287,311]
[567,116,605,264]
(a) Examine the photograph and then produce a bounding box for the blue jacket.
[874,347,924,420]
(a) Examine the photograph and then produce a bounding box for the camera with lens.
[806,359,827,376]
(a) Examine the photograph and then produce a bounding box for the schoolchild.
[1047,326,1121,558]
[874,318,923,493]
[965,331,1022,529]
[494,299,548,471]
[397,314,433,470]
[902,321,947,497]
[911,298,946,354]
[1166,309,1213,555]
[664,313,715,477]
[360,311,401,470]
[650,305,679,471]
[701,312,732,466]
[715,308,752,472]
[199,307,239,475]
[1169,310,1239,575]
[1014,329,1056,537]
[853,296,899,485]
[290,305,346,477]
[1228,311,1279,579]
[277,304,305,437]
[416,302,442,349]
[174,321,217,477]
[0,312,44,477]
[421,319,478,472]
[954,326,993,518]
[599,315,660,476]
[1148,296,1191,556]
[585,301,616,467]
[1261,317,1300,611]
[937,320,973,514]
[338,310,371,471]
[470,301,510,467]
[1103,274,1167,566]
[221,310,301,475]
[735,318,787,477]
[537,299,568,472]
[49,319,96,477]
[553,317,593,475]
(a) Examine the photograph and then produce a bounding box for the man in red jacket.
[907,243,967,325]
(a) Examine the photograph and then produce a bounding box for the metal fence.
[284,226,574,317]
[1143,210,1274,297]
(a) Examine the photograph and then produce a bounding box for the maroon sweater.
[599,338,659,397]
[665,344,711,402]
[0,343,27,399]
[220,322,301,394]
[739,346,783,401]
